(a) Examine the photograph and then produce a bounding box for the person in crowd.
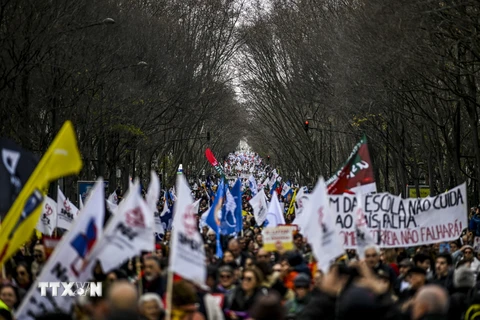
[224,267,267,319]
[142,256,167,298]
[431,253,454,292]
[399,267,428,303]
[31,243,46,279]
[448,265,475,320]
[394,259,414,296]
[411,285,449,320]
[0,300,12,320]
[364,245,397,285]
[215,265,237,295]
[256,249,272,265]
[171,280,205,320]
[285,273,312,318]
[227,239,249,268]
[139,293,165,320]
[0,284,19,312]
[469,205,480,237]
[250,292,286,320]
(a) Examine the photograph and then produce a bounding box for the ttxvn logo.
[38,282,102,297]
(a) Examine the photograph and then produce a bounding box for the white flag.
[281,184,291,197]
[303,178,344,273]
[36,197,57,236]
[106,200,118,214]
[249,189,268,226]
[16,179,105,319]
[57,187,79,230]
[170,175,206,286]
[292,187,309,229]
[146,172,164,235]
[265,191,285,228]
[354,194,376,259]
[107,191,118,205]
[248,175,258,196]
[84,180,155,275]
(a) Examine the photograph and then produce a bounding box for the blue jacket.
[469,215,480,237]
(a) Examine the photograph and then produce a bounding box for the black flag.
[0,138,39,219]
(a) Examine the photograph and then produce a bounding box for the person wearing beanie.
[284,273,312,319]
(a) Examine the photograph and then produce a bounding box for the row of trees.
[0,0,247,200]
[240,0,480,203]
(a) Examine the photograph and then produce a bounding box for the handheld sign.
[262,226,294,252]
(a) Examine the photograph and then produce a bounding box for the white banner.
[329,183,468,248]
[146,172,163,235]
[36,197,57,236]
[170,175,206,286]
[57,187,78,230]
[16,179,105,320]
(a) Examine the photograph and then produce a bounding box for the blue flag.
[219,179,242,235]
[206,179,226,234]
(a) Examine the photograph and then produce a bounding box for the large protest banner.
[328,183,467,248]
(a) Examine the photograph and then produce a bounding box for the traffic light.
[303,120,309,133]
[207,131,211,141]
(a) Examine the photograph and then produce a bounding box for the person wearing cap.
[399,267,427,303]
[284,273,312,319]
[394,259,414,296]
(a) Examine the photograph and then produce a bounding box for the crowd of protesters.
[0,152,479,320]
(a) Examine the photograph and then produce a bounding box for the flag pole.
[136,256,143,293]
[165,269,174,320]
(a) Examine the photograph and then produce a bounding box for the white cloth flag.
[36,197,57,236]
[57,187,79,230]
[249,189,268,226]
[106,200,118,215]
[265,191,285,228]
[170,175,206,286]
[293,187,309,233]
[146,172,164,235]
[84,180,155,275]
[292,187,309,228]
[354,194,376,259]
[281,184,291,197]
[16,179,105,320]
[303,178,344,273]
[107,191,118,205]
[248,175,258,195]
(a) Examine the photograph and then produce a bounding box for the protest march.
[0,121,477,320]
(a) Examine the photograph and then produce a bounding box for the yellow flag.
[287,189,297,216]
[0,121,82,264]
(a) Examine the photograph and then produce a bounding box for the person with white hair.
[139,293,165,320]
[363,245,397,285]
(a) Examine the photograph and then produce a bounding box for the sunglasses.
[220,274,232,279]
[465,251,473,254]
[242,276,254,282]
